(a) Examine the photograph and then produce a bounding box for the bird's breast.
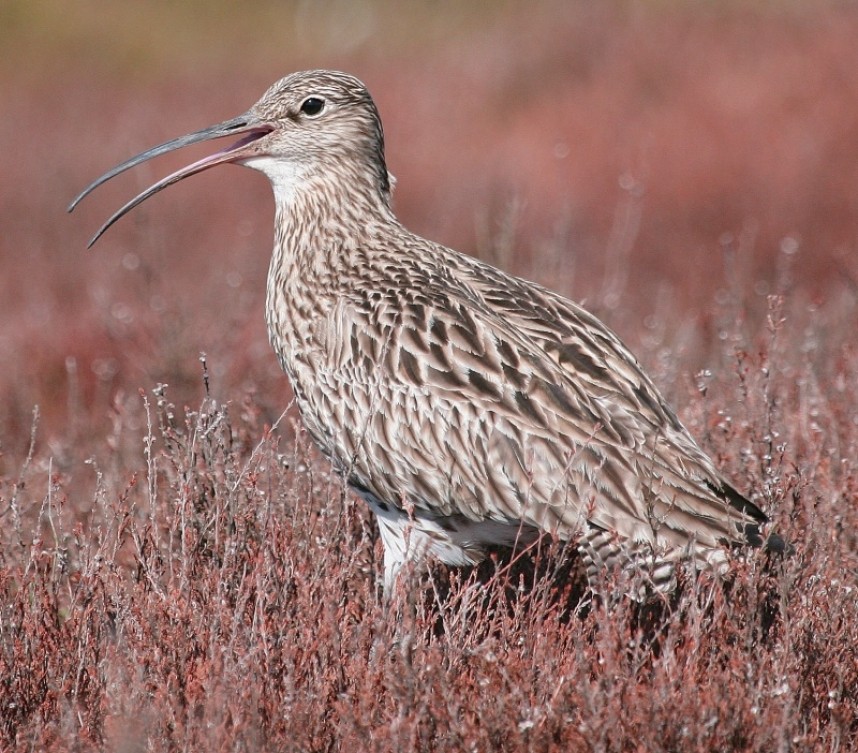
[265,275,385,470]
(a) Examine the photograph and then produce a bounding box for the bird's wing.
[456,254,768,535]
[330,241,764,556]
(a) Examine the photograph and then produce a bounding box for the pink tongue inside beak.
[227,131,271,151]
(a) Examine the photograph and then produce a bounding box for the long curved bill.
[68,114,272,248]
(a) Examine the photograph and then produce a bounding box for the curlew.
[70,70,783,596]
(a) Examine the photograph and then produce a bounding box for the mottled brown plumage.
[70,70,783,595]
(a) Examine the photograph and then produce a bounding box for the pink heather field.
[1,1,857,750]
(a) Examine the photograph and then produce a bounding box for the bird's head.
[69,70,391,247]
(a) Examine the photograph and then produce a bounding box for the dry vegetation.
[2,1,857,750]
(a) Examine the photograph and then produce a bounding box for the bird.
[70,70,784,597]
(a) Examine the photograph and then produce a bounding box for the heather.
[1,2,856,749]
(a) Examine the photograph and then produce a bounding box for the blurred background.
[1,0,857,461]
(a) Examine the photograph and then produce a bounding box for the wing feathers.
[306,235,771,569]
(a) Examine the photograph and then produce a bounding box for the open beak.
[68,114,273,248]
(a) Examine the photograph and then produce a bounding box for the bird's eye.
[299,97,325,116]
